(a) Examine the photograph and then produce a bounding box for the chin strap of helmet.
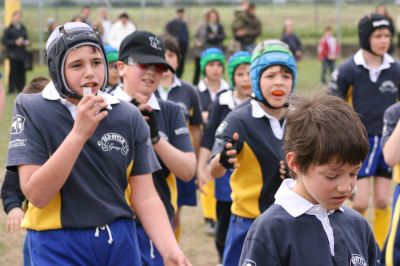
[62,89,83,100]
[251,95,289,110]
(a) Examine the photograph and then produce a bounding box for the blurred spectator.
[108,11,136,50]
[80,5,92,26]
[281,19,303,61]
[231,1,261,53]
[165,7,189,78]
[193,8,225,85]
[98,6,112,43]
[92,20,104,39]
[376,4,394,24]
[46,17,57,40]
[193,12,208,85]
[318,26,340,84]
[2,10,30,93]
[205,9,225,50]
[71,15,82,23]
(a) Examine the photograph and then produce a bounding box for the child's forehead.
[68,45,102,55]
[166,49,177,56]
[315,158,361,170]
[371,27,391,35]
[234,63,250,70]
[207,60,223,65]
[65,45,103,62]
[263,65,291,73]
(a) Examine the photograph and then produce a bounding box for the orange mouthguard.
[271,90,286,96]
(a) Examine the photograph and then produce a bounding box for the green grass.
[7,3,400,49]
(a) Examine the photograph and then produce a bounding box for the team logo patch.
[373,19,389,27]
[149,36,162,51]
[98,133,129,155]
[241,259,256,266]
[216,121,228,136]
[379,80,398,94]
[10,115,26,135]
[175,127,189,135]
[350,254,367,266]
[329,69,339,90]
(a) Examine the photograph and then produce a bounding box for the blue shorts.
[135,222,163,266]
[28,218,141,266]
[358,136,391,179]
[222,214,254,266]
[177,178,197,207]
[23,233,30,266]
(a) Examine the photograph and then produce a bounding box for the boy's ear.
[117,61,125,77]
[286,152,300,175]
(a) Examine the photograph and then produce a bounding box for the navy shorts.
[177,178,197,207]
[28,218,141,266]
[358,135,391,179]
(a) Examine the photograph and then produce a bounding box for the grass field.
[4,3,400,50]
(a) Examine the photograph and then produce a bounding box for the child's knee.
[374,196,390,209]
[352,202,369,214]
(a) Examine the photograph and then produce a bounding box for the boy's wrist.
[69,130,89,146]
[4,202,22,214]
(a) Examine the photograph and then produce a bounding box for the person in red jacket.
[318,26,340,84]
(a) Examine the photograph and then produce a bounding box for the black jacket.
[1,170,24,214]
[2,23,29,60]
[205,23,225,49]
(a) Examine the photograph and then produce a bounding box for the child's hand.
[197,165,213,194]
[164,248,192,266]
[73,94,108,140]
[6,207,25,233]
[219,132,240,169]
[139,104,160,144]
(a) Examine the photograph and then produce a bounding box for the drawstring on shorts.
[150,239,155,259]
[94,224,113,244]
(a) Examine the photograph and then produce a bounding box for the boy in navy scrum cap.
[330,13,400,248]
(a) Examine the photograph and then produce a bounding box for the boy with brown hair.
[240,94,380,265]
[157,34,203,240]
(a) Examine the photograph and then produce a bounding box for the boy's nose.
[84,67,95,78]
[337,180,353,194]
[274,76,284,85]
